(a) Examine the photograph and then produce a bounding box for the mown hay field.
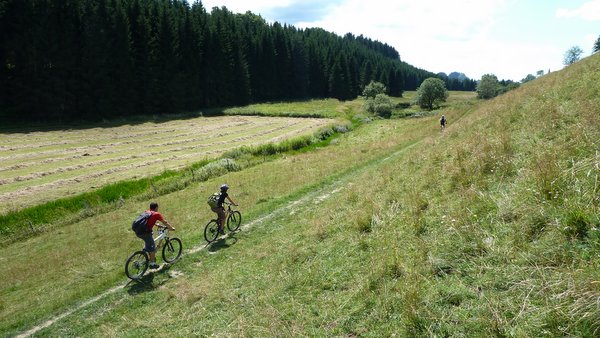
[0,115,334,213]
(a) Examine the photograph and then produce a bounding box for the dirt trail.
[13,138,421,337]
[14,285,123,338]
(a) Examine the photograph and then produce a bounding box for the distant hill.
[437,71,477,90]
[448,72,468,82]
[438,72,469,82]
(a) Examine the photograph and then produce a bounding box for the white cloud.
[197,0,571,80]
[298,0,507,39]
[294,0,527,79]
[556,0,600,21]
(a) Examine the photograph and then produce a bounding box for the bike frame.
[154,225,170,247]
[213,203,235,223]
[224,202,235,216]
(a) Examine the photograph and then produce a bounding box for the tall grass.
[222,99,342,118]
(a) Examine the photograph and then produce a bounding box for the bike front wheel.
[227,211,242,232]
[204,219,220,243]
[125,251,149,280]
[162,237,182,263]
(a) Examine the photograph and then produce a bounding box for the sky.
[199,0,600,82]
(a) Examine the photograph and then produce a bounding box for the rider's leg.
[211,207,226,233]
[218,208,226,233]
[138,232,157,265]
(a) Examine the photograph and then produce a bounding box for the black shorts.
[136,232,156,252]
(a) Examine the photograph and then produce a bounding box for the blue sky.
[200,0,600,81]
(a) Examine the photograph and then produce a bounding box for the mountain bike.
[125,224,182,280]
[204,202,242,243]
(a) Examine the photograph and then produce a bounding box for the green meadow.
[2,53,600,336]
[222,98,345,118]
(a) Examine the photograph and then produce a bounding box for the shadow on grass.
[207,233,238,253]
[0,109,226,134]
[125,264,175,295]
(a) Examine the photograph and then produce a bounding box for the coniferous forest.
[0,0,476,122]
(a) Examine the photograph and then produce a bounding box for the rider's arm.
[226,196,237,206]
[157,213,175,231]
[162,220,175,231]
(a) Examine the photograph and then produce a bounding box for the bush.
[195,158,240,180]
[476,74,500,99]
[363,93,393,118]
[334,124,350,133]
[362,81,387,99]
[415,77,448,109]
[286,136,312,150]
[563,46,583,65]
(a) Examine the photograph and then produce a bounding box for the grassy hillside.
[3,54,600,336]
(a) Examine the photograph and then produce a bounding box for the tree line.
[0,0,476,122]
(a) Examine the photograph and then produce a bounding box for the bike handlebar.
[156,223,175,231]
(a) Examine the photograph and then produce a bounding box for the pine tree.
[328,53,352,100]
[110,0,134,116]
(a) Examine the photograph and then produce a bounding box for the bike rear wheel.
[227,211,242,232]
[204,219,220,243]
[125,251,149,280]
[162,237,182,263]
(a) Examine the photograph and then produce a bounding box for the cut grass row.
[0,116,334,213]
[0,119,318,187]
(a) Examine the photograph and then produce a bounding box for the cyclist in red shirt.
[136,202,175,269]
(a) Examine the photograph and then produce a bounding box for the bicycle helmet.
[220,184,229,191]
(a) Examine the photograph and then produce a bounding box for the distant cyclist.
[440,115,447,130]
[135,202,175,269]
[208,184,238,235]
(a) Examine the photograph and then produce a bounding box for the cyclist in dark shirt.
[211,184,237,235]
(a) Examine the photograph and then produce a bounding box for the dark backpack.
[207,192,220,208]
[131,211,153,234]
